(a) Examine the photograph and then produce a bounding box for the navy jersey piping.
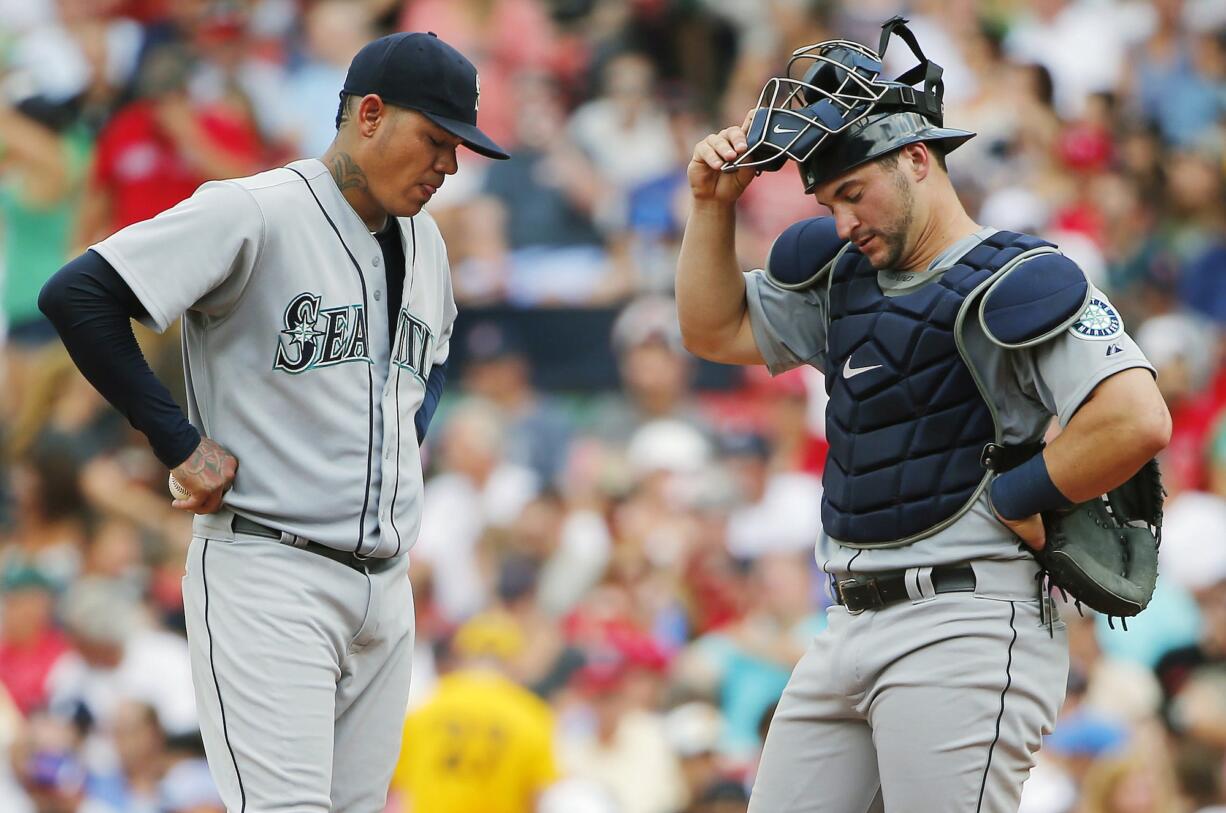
[284,167,375,556]
[202,540,247,812]
[976,600,1017,811]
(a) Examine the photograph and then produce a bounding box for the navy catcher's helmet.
[724,17,974,193]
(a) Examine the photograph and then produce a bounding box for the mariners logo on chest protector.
[273,292,371,374]
[391,307,433,381]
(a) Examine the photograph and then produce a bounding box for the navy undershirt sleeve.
[38,250,201,468]
[415,361,447,444]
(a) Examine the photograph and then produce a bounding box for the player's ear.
[906,143,931,182]
[357,94,386,135]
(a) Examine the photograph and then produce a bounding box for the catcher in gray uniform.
[676,19,1171,813]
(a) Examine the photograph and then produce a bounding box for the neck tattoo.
[328,152,369,192]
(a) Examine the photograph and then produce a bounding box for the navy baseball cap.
[343,32,509,160]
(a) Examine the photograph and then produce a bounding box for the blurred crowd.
[0,0,1225,812]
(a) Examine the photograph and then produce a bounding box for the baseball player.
[39,33,508,812]
[675,19,1171,812]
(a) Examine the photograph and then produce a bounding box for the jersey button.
[372,256,381,267]
[374,290,382,301]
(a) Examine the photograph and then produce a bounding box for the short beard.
[868,164,915,270]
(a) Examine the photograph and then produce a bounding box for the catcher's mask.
[724,16,975,193]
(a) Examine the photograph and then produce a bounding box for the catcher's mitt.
[1038,458,1164,620]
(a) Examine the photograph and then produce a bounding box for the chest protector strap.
[822,230,1061,547]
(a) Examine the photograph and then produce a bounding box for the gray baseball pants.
[182,531,414,813]
[748,560,1068,813]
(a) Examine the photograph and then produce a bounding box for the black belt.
[231,516,365,572]
[832,565,976,612]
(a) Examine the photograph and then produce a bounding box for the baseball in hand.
[169,474,192,501]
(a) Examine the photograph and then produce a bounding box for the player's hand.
[171,437,238,515]
[688,109,759,204]
[995,510,1046,551]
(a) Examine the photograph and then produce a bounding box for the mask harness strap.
[875,16,946,125]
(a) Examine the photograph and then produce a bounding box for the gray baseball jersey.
[92,157,455,558]
[91,157,451,811]
[741,227,1154,813]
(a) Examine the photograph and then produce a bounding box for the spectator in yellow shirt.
[391,610,559,813]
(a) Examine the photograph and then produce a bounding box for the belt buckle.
[837,577,884,613]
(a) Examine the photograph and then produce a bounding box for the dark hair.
[137,44,192,99]
[15,95,77,133]
[335,93,358,130]
[1027,63,1056,109]
[879,141,948,173]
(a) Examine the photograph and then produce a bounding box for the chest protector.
[823,230,1056,546]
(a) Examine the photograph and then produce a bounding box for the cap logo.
[474,73,481,112]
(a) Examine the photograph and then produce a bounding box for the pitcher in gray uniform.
[675,18,1171,813]
[40,33,509,812]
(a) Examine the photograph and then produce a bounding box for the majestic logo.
[1070,297,1123,341]
[273,292,371,374]
[391,307,434,380]
[843,356,883,380]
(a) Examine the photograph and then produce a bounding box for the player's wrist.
[157,423,202,470]
[989,452,1072,521]
[690,197,738,214]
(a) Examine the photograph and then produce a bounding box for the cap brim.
[916,126,976,152]
[423,112,510,160]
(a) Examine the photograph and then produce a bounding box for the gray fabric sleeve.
[743,269,829,375]
[89,180,265,333]
[1012,286,1155,426]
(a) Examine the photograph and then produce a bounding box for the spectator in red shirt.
[0,567,70,716]
[1135,312,1223,495]
[74,44,264,246]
